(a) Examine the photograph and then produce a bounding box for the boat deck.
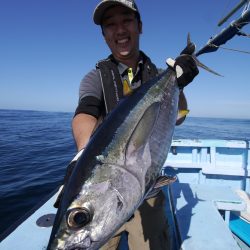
[168,183,244,250]
[164,139,250,249]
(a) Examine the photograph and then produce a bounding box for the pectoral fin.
[125,102,160,159]
[145,175,177,199]
[154,175,177,188]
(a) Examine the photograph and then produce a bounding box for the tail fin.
[194,56,222,76]
[185,33,223,77]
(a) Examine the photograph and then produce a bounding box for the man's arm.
[72,113,98,151]
[54,113,98,208]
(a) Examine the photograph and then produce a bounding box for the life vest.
[96,51,158,115]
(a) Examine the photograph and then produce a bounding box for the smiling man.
[67,0,199,249]
[101,4,142,69]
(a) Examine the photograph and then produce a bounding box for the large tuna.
[47,38,206,250]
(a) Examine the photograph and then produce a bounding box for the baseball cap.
[93,0,140,25]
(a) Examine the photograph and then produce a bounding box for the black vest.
[96,51,158,115]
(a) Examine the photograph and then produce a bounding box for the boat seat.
[229,190,250,247]
[234,189,250,222]
[168,182,246,250]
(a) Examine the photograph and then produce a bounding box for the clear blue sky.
[1,0,249,118]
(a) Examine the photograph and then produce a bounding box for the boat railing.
[163,139,250,193]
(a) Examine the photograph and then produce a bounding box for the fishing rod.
[218,0,249,26]
[195,2,250,56]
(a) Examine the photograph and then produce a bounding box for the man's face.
[102,5,142,62]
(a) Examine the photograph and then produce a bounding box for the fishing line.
[210,43,250,54]
[235,22,250,37]
[237,30,250,37]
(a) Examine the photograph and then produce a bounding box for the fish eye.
[66,208,92,230]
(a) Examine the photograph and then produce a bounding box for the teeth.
[117,39,128,44]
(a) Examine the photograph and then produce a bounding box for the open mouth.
[116,38,130,49]
[117,38,129,44]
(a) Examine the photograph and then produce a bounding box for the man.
[66,0,198,249]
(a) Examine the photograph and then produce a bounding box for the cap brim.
[93,1,137,25]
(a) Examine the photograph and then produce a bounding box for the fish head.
[48,179,132,250]
[47,200,95,250]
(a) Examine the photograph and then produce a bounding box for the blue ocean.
[0,109,250,236]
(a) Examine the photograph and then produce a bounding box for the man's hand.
[166,55,199,89]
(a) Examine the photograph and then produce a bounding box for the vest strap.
[96,52,158,115]
[96,59,123,114]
